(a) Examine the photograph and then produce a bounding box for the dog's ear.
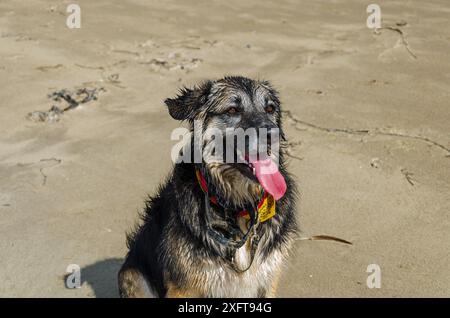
[165,81,213,120]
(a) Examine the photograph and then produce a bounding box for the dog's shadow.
[81,258,123,298]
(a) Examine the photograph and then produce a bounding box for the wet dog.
[118,76,297,297]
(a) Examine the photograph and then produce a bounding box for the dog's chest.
[199,245,283,298]
[208,217,279,297]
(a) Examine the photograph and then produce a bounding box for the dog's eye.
[265,104,275,114]
[227,107,239,115]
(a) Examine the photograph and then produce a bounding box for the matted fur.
[118,76,298,298]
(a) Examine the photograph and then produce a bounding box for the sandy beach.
[0,0,449,297]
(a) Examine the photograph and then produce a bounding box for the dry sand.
[0,0,449,297]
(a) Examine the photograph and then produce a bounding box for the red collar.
[195,169,267,217]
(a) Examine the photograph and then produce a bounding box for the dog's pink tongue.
[251,159,286,201]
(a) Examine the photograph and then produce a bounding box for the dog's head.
[166,76,286,207]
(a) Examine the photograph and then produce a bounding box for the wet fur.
[118,76,297,298]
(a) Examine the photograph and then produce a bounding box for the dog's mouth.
[204,136,287,200]
[232,154,287,201]
[234,161,258,182]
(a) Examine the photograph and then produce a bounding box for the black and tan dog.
[118,76,297,297]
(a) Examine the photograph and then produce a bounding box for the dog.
[118,76,297,298]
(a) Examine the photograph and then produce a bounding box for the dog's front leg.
[265,269,282,298]
[165,282,202,298]
[118,268,157,298]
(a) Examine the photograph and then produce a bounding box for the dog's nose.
[241,112,277,132]
[242,124,278,161]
